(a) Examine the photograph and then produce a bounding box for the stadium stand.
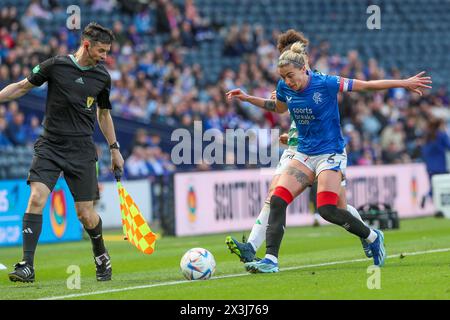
[0,0,449,181]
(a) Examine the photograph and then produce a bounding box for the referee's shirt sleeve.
[97,75,112,109]
[27,57,54,86]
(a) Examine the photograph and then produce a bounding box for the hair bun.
[290,41,306,54]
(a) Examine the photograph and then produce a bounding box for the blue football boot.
[225,236,256,263]
[244,258,279,273]
[369,230,386,267]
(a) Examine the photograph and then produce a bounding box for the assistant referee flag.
[115,170,156,254]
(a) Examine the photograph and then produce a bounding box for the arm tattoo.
[285,165,312,190]
[263,100,276,112]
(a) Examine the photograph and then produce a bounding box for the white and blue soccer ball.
[180,247,216,280]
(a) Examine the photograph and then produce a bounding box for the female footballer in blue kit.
[226,30,373,267]
[226,41,432,273]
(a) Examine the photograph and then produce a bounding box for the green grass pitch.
[0,217,449,300]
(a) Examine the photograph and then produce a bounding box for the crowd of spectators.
[93,127,176,181]
[123,128,176,179]
[0,102,43,148]
[1,0,450,179]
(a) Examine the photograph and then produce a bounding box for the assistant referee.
[0,22,124,282]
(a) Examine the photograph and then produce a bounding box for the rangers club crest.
[313,92,322,104]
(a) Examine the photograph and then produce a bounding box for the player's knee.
[75,204,95,227]
[28,191,47,210]
[76,208,89,224]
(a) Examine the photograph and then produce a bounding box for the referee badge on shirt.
[86,96,95,109]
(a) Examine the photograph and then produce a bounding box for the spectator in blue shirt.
[420,118,450,207]
[0,116,12,148]
[5,111,28,146]
[26,115,43,144]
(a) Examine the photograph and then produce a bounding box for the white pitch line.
[40,247,450,300]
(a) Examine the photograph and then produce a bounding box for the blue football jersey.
[276,71,354,155]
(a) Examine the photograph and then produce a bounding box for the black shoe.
[95,252,112,281]
[8,261,35,283]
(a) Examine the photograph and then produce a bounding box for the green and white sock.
[247,202,270,252]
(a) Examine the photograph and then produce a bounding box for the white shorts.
[292,150,347,186]
[274,148,296,175]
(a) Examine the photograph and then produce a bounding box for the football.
[180,248,216,280]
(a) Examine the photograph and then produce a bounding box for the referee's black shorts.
[27,132,100,202]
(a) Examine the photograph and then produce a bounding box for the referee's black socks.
[84,216,106,257]
[22,213,43,266]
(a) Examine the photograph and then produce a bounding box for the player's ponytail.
[278,43,306,69]
[290,41,307,55]
[277,30,310,70]
[277,29,309,54]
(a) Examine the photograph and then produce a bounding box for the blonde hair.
[278,41,307,69]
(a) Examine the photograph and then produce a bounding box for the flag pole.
[114,168,128,240]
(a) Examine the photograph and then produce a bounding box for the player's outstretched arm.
[226,88,288,113]
[352,71,432,96]
[0,78,35,103]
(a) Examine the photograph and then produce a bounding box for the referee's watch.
[109,141,120,150]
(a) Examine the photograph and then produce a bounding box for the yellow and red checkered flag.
[115,169,156,254]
